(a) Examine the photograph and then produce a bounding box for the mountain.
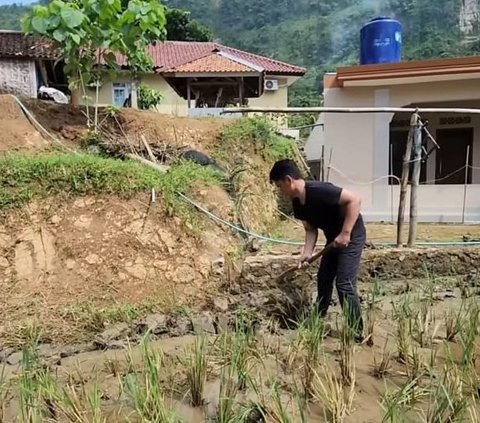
[164,0,478,105]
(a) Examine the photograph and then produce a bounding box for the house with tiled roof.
[0,30,65,98]
[92,40,305,118]
[0,31,305,119]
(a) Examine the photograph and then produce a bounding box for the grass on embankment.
[0,153,222,219]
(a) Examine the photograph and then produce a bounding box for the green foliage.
[164,7,212,41]
[0,153,222,220]
[138,83,163,109]
[21,0,167,88]
[218,117,295,163]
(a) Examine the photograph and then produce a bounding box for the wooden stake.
[321,145,325,182]
[462,145,471,224]
[140,135,157,163]
[326,148,333,182]
[407,115,422,247]
[396,114,415,247]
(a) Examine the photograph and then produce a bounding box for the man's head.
[269,159,304,198]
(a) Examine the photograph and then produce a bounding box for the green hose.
[177,192,480,248]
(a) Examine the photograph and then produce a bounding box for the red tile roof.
[115,41,306,76]
[0,30,59,60]
[0,32,305,76]
[169,53,257,73]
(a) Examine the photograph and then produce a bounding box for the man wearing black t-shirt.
[270,159,366,340]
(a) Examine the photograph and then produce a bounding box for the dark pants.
[316,227,366,336]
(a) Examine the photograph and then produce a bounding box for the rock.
[50,215,62,224]
[0,347,12,363]
[65,259,76,270]
[95,323,131,349]
[168,316,193,337]
[7,352,23,366]
[212,256,225,276]
[213,297,229,312]
[214,315,231,333]
[192,312,216,335]
[0,257,9,268]
[137,314,169,335]
[85,254,102,265]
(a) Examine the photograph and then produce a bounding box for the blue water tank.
[360,17,402,65]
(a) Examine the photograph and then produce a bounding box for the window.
[112,83,130,107]
[435,128,472,185]
[389,130,427,185]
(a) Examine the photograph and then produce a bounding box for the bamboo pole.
[407,115,423,247]
[326,148,333,182]
[223,106,480,114]
[462,145,471,224]
[396,114,415,247]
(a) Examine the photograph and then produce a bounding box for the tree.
[164,8,211,41]
[120,0,212,41]
[22,0,166,111]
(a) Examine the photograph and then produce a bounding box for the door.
[435,128,473,185]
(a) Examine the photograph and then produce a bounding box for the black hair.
[269,159,302,182]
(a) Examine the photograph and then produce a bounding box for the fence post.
[462,145,471,224]
[407,114,422,247]
[396,113,415,247]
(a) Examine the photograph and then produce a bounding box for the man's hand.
[334,231,351,249]
[298,252,312,269]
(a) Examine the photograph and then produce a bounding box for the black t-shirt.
[292,181,364,242]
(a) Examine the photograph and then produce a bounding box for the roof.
[0,31,305,76]
[326,55,480,88]
[0,30,58,60]
[168,53,257,74]
[115,41,306,76]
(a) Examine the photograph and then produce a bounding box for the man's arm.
[334,188,362,248]
[299,220,318,268]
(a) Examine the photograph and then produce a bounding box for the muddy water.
[2,279,479,422]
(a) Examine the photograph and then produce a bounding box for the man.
[269,159,366,340]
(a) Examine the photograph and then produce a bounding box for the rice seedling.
[365,307,376,347]
[405,346,425,382]
[395,313,413,365]
[217,364,239,423]
[311,364,354,423]
[444,303,466,342]
[294,307,325,396]
[104,358,122,377]
[384,378,430,409]
[381,388,405,423]
[372,339,393,379]
[412,301,439,348]
[123,337,178,423]
[214,308,261,391]
[422,264,436,305]
[458,301,479,369]
[421,365,468,423]
[269,381,292,423]
[338,310,356,387]
[19,347,45,423]
[185,335,208,407]
[54,383,106,423]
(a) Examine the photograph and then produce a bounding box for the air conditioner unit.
[264,79,279,91]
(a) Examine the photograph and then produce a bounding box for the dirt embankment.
[0,96,49,152]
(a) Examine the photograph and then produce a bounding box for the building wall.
[84,73,290,120]
[321,77,480,222]
[0,58,36,98]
